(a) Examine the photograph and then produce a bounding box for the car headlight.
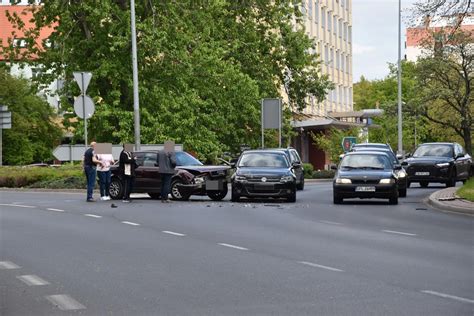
[397,169,407,178]
[379,178,394,184]
[335,178,351,184]
[280,175,294,182]
[235,175,247,182]
[194,176,205,184]
[436,162,450,168]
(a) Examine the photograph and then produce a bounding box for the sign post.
[261,98,282,148]
[73,72,94,149]
[341,136,357,153]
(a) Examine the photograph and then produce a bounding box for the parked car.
[332,151,401,205]
[109,151,230,201]
[231,150,297,202]
[402,142,472,188]
[269,148,305,190]
[351,146,407,197]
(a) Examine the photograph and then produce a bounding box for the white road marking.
[47,208,65,212]
[218,243,249,251]
[382,230,417,237]
[0,203,35,208]
[421,290,474,304]
[0,261,20,269]
[299,261,344,272]
[84,214,102,218]
[122,221,140,226]
[17,275,50,286]
[319,220,343,225]
[45,294,86,311]
[162,231,186,237]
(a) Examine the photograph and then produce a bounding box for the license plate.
[355,186,376,192]
[257,183,274,189]
[415,172,430,176]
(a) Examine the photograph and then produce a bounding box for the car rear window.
[340,154,391,169]
[413,145,452,158]
[239,153,289,168]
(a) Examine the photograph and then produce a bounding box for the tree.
[311,127,360,164]
[4,1,332,160]
[0,69,62,165]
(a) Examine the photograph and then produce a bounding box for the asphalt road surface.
[1,182,473,315]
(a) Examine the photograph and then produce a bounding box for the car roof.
[344,151,391,157]
[242,149,288,155]
[352,143,390,147]
[417,142,454,146]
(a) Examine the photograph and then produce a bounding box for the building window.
[308,0,312,20]
[348,25,352,43]
[336,50,340,69]
[339,19,342,38]
[341,53,345,72]
[321,7,326,28]
[333,16,337,35]
[13,38,27,48]
[327,11,331,32]
[324,45,329,63]
[315,1,319,24]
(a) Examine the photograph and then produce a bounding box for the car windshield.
[413,145,452,158]
[238,153,289,168]
[340,154,391,169]
[175,151,203,166]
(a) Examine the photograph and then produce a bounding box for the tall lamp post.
[130,0,141,150]
[397,0,403,155]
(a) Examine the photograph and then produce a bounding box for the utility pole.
[397,0,403,155]
[130,0,141,151]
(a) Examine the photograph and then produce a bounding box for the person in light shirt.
[96,153,115,200]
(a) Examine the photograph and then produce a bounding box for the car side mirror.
[394,164,402,170]
[405,153,412,158]
[292,162,301,168]
[455,153,464,159]
[401,161,408,166]
[330,165,338,170]
[230,162,236,168]
[396,154,403,160]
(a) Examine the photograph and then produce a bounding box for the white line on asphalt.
[319,220,343,225]
[122,221,140,226]
[84,214,102,218]
[421,290,474,304]
[0,203,36,208]
[218,243,249,251]
[299,261,344,272]
[17,275,50,286]
[45,294,86,311]
[0,261,21,269]
[382,230,417,237]
[162,231,186,237]
[47,208,65,212]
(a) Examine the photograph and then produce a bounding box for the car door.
[455,144,469,179]
[141,152,161,192]
[133,152,146,191]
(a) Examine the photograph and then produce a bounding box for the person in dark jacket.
[119,145,137,202]
[83,142,100,202]
[157,150,176,203]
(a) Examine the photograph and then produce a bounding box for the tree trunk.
[463,126,472,155]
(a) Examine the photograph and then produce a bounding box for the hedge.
[0,165,84,188]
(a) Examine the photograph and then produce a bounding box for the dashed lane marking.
[421,290,474,304]
[0,261,20,269]
[45,294,86,311]
[121,221,140,226]
[218,243,249,251]
[162,231,186,237]
[84,214,102,218]
[17,275,50,286]
[0,203,36,208]
[382,230,417,237]
[47,208,65,212]
[299,261,344,272]
[319,220,343,225]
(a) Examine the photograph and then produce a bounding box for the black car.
[402,142,472,188]
[351,146,407,197]
[231,150,297,202]
[333,151,401,205]
[109,151,230,201]
[269,148,305,190]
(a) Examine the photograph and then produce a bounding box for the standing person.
[157,150,176,203]
[119,145,137,203]
[96,152,115,200]
[83,142,99,202]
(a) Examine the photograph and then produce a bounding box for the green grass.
[0,165,84,188]
[457,178,474,202]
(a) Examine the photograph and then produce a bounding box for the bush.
[0,165,83,188]
[302,163,314,178]
[457,178,474,202]
[312,169,336,179]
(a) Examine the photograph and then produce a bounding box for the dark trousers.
[98,170,111,197]
[160,174,173,200]
[122,176,134,200]
[84,165,96,200]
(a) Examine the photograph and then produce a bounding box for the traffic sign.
[73,72,92,94]
[341,137,357,153]
[73,95,95,119]
[0,112,11,119]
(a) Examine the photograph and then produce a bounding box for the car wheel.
[287,190,296,203]
[446,169,456,187]
[398,188,407,198]
[333,192,343,204]
[207,184,228,201]
[407,181,411,188]
[231,186,240,202]
[170,179,190,201]
[109,178,123,200]
[148,193,161,199]
[420,181,429,188]
[296,176,305,190]
[389,194,398,205]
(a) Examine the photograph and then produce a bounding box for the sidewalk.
[427,187,474,215]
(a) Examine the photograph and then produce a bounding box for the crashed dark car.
[109,151,230,201]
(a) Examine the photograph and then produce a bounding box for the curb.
[426,188,474,216]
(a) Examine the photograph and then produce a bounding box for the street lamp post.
[130,0,141,151]
[397,0,403,155]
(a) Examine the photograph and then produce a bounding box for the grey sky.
[352,0,416,82]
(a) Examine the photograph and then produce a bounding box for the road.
[1,182,473,315]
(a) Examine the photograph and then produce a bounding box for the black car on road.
[231,150,297,202]
[269,148,305,190]
[402,142,472,188]
[333,151,401,205]
[109,151,230,201]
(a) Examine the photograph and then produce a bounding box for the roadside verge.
[427,187,474,215]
